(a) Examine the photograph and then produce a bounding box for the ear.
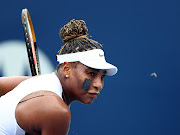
[62,62,72,77]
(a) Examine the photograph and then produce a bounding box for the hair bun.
[60,19,88,43]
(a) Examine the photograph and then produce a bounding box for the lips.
[88,93,99,99]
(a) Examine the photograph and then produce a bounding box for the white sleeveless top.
[0,72,63,135]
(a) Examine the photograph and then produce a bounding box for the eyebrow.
[85,67,107,74]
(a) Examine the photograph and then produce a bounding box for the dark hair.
[56,19,102,71]
[58,19,102,55]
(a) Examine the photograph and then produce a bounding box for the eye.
[88,72,95,76]
[101,75,106,79]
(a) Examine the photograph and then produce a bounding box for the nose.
[92,77,103,91]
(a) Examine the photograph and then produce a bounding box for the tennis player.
[0,19,118,135]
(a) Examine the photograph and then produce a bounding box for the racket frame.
[21,9,40,76]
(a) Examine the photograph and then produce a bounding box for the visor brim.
[80,60,118,76]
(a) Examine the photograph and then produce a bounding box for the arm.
[15,91,71,135]
[0,76,31,96]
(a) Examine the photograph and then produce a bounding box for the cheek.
[71,72,85,90]
[81,78,92,91]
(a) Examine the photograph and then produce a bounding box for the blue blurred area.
[0,0,180,134]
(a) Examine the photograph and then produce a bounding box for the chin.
[80,98,94,104]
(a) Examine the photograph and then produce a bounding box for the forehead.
[77,63,107,74]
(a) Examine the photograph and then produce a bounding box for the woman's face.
[66,63,107,104]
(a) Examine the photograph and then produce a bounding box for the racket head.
[21,9,40,76]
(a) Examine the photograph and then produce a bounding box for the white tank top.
[0,72,63,135]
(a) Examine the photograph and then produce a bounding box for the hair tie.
[63,34,88,43]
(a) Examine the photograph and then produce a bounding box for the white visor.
[56,49,118,76]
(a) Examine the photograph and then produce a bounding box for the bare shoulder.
[15,91,71,135]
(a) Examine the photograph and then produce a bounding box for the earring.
[65,75,69,78]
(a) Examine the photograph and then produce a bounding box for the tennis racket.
[21,8,40,76]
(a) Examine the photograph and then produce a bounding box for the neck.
[62,90,74,106]
[55,70,74,106]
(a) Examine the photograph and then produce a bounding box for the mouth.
[88,93,99,99]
